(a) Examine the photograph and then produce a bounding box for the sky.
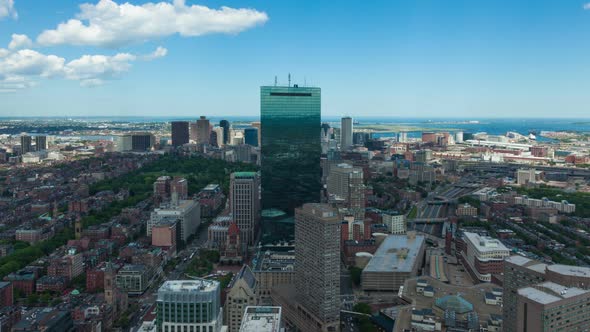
[1,0,590,118]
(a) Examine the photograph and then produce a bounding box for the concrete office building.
[171,121,190,147]
[517,168,538,185]
[197,116,211,144]
[35,135,47,151]
[239,307,282,332]
[252,245,295,305]
[131,133,155,151]
[503,255,590,332]
[517,282,590,331]
[230,172,260,247]
[460,232,510,282]
[116,135,133,151]
[327,163,365,220]
[341,116,353,150]
[148,200,200,242]
[362,233,425,292]
[20,135,32,154]
[220,120,231,145]
[260,85,321,222]
[156,279,224,332]
[272,204,340,331]
[382,213,406,234]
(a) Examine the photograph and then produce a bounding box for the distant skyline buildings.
[171,121,189,147]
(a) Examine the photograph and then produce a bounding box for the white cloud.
[0,45,166,90]
[144,46,168,60]
[36,0,268,48]
[0,0,17,20]
[8,34,33,50]
[584,3,590,10]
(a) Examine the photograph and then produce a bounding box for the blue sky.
[1,0,590,118]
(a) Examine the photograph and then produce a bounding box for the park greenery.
[186,250,220,277]
[0,154,257,280]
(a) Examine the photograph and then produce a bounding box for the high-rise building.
[398,131,408,143]
[294,203,340,330]
[251,122,261,147]
[197,116,211,144]
[260,85,321,219]
[327,163,365,220]
[517,282,590,331]
[503,255,590,332]
[341,116,353,150]
[171,121,189,147]
[20,135,32,154]
[156,279,224,332]
[131,133,154,151]
[244,127,259,147]
[35,135,47,151]
[230,172,261,247]
[220,120,231,145]
[190,122,199,142]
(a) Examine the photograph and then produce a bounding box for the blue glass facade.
[260,85,322,220]
[244,127,259,147]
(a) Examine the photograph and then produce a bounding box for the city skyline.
[2,1,590,118]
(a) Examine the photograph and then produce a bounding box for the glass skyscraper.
[260,85,322,219]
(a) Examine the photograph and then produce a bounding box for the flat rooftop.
[239,306,282,332]
[463,232,509,253]
[547,264,590,278]
[364,234,425,273]
[158,279,219,293]
[518,282,590,305]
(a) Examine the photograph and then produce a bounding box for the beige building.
[517,282,590,331]
[225,265,257,332]
[230,172,261,247]
[327,163,365,220]
[272,204,340,332]
[252,247,294,305]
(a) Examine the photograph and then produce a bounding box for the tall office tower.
[398,131,408,143]
[261,84,321,218]
[244,127,259,147]
[20,135,32,154]
[220,120,231,145]
[156,279,224,332]
[35,135,47,151]
[230,172,261,246]
[321,123,331,142]
[455,131,464,143]
[340,116,353,150]
[210,130,219,147]
[212,127,224,147]
[197,116,211,144]
[251,122,261,147]
[327,163,365,220]
[190,122,198,141]
[131,133,155,151]
[294,203,340,331]
[171,121,189,147]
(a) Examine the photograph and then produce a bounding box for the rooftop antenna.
[288,73,291,87]
[274,76,277,87]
